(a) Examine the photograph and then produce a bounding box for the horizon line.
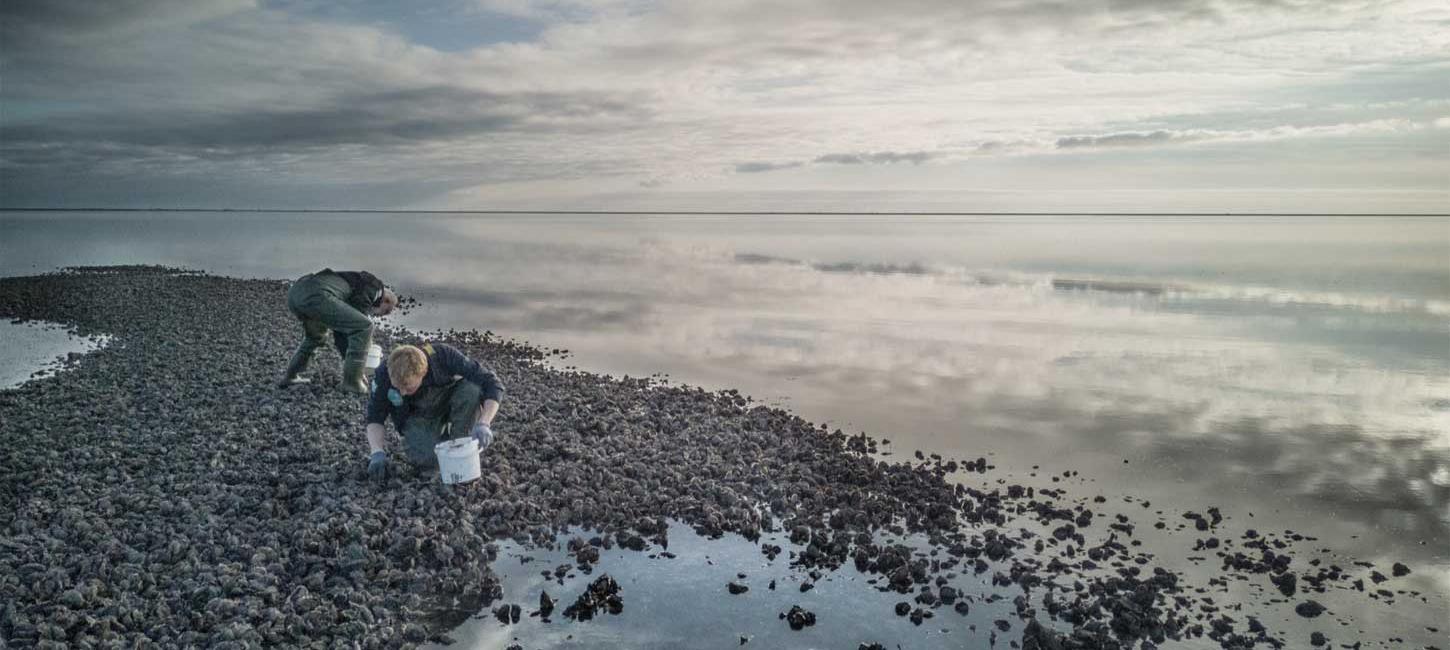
[2,207,1447,217]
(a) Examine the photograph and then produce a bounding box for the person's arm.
[478,399,500,426]
[436,344,505,404]
[363,364,393,450]
[365,422,387,454]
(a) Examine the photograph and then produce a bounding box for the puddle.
[428,521,1032,650]
[0,319,109,389]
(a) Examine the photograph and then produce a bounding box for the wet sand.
[0,267,1442,649]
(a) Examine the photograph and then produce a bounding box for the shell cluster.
[0,267,1433,649]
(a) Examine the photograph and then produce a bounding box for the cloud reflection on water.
[395,231,1449,563]
[3,211,1445,568]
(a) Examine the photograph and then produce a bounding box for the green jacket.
[319,268,387,313]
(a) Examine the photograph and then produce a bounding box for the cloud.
[0,0,255,43]
[3,0,1447,208]
[389,230,1450,549]
[4,85,650,151]
[813,151,938,165]
[734,161,804,173]
[734,151,944,174]
[1054,118,1435,151]
[1057,130,1198,149]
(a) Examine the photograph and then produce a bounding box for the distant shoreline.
[2,207,1446,216]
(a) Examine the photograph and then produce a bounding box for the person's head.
[387,345,428,395]
[373,288,399,316]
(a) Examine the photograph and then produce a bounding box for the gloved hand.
[367,450,389,482]
[471,422,494,450]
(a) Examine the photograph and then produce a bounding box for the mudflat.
[0,267,1436,649]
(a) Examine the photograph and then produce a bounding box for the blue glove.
[471,422,494,450]
[367,450,389,481]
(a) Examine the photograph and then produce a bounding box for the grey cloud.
[3,4,655,195]
[734,253,803,265]
[734,161,804,173]
[812,261,932,276]
[0,0,252,43]
[601,0,1372,71]
[3,86,649,151]
[2,0,1437,209]
[1055,130,1204,149]
[737,153,937,173]
[1,83,655,207]
[733,253,934,277]
[0,169,462,209]
[813,151,937,165]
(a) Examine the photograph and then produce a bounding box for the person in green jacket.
[279,268,398,393]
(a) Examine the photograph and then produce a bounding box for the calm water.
[3,211,1448,645]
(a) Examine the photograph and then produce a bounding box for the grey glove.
[472,422,494,450]
[367,450,389,482]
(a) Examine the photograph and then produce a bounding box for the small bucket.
[364,344,383,370]
[435,437,482,485]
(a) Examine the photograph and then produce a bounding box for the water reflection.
[0,320,109,390]
[431,523,1047,650]
[3,211,1447,584]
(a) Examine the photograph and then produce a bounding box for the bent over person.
[363,343,504,481]
[279,268,398,393]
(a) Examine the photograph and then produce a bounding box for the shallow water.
[2,211,1447,645]
[0,319,108,389]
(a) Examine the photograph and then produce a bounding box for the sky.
[1,0,1448,212]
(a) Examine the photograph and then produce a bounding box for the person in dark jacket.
[363,342,504,481]
[279,268,398,393]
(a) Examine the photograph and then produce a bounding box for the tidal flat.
[0,267,1443,649]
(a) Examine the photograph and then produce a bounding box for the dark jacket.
[320,268,387,313]
[366,342,505,430]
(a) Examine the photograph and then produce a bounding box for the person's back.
[278,268,397,393]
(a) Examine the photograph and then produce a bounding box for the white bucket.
[435,437,482,485]
[364,344,382,370]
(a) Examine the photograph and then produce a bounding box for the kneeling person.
[364,343,505,480]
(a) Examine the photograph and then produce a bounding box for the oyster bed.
[0,267,1436,649]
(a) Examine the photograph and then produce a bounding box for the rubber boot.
[277,346,315,388]
[338,356,370,394]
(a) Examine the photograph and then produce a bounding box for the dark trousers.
[286,272,373,362]
[401,379,483,467]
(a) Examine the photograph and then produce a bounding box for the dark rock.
[1295,600,1326,618]
[779,605,816,630]
[1271,571,1297,597]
